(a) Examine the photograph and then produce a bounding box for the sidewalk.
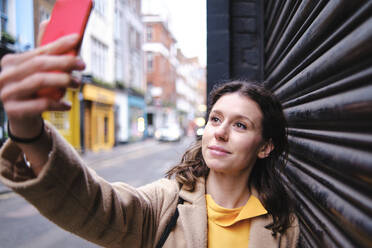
[81,138,158,168]
[0,138,157,194]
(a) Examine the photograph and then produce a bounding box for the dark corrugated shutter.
[263,1,372,247]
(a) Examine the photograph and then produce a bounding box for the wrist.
[8,117,44,142]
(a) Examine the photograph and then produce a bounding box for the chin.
[205,159,230,172]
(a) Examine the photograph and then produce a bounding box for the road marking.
[0,192,16,200]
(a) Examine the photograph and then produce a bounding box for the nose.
[214,122,229,142]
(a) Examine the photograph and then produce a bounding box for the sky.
[142,0,206,66]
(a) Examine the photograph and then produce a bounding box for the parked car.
[155,124,183,142]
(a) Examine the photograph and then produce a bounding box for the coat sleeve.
[0,123,177,248]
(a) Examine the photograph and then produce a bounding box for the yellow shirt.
[206,194,268,248]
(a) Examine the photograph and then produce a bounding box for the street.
[0,137,195,248]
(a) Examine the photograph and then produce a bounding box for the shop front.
[114,91,129,144]
[128,95,147,141]
[83,84,116,152]
[43,88,81,151]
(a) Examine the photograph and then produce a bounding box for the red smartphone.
[37,0,93,100]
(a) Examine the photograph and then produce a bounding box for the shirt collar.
[206,194,268,227]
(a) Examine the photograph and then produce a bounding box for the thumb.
[37,19,50,47]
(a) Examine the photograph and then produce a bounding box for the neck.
[206,169,252,209]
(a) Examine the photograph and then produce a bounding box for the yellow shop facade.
[43,88,81,151]
[82,83,116,152]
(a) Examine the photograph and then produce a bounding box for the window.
[146,26,152,41]
[115,41,124,81]
[135,0,141,16]
[39,6,51,23]
[114,8,122,40]
[104,116,108,143]
[50,111,69,131]
[147,53,154,72]
[136,32,141,50]
[129,26,137,51]
[129,0,135,11]
[127,31,141,52]
[0,0,8,33]
[94,0,106,17]
[91,37,108,80]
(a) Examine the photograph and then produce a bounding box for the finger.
[0,55,85,88]
[0,34,80,69]
[1,73,80,102]
[4,99,71,120]
[38,33,80,55]
[37,20,50,47]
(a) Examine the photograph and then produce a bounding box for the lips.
[208,145,231,156]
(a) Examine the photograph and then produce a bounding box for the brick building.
[144,15,177,106]
[143,14,178,133]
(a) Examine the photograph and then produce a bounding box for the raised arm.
[0,21,85,175]
[0,24,180,247]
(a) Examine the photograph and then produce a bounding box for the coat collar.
[178,177,208,248]
[176,177,280,248]
[178,177,206,204]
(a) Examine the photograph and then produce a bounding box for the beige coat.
[0,123,299,248]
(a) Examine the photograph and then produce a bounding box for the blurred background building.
[0,0,206,151]
[142,0,206,138]
[113,0,146,145]
[176,49,206,136]
[143,14,178,135]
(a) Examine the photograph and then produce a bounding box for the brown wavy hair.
[166,80,293,234]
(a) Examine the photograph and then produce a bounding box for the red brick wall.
[145,22,177,106]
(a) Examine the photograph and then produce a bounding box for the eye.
[235,122,247,130]
[210,116,220,123]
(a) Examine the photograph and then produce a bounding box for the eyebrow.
[211,110,256,128]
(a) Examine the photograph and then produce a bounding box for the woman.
[0,29,299,247]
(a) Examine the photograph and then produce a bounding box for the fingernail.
[71,77,81,88]
[76,58,86,69]
[61,100,72,109]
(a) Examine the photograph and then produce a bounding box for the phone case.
[38,0,93,100]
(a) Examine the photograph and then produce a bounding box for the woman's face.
[202,92,267,175]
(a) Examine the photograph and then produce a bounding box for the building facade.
[143,15,178,134]
[176,49,206,135]
[114,0,146,143]
[80,0,116,151]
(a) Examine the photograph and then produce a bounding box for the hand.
[0,21,86,139]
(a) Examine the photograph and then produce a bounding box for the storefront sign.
[83,84,116,105]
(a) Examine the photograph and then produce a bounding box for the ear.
[257,139,274,159]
